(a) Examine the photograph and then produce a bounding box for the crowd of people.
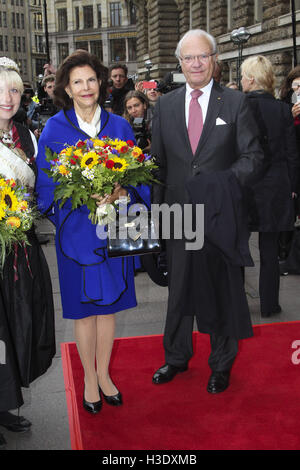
[1,28,300,448]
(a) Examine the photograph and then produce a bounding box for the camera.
[36,97,57,130]
[132,117,151,150]
[157,64,186,94]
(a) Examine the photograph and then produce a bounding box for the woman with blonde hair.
[241,55,299,317]
[0,57,55,445]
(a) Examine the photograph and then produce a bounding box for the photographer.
[34,75,59,138]
[123,90,152,152]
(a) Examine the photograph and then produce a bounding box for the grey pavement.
[1,220,300,450]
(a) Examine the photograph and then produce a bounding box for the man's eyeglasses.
[180,53,216,64]
[292,82,300,89]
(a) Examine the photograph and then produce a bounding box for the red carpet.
[61,322,300,450]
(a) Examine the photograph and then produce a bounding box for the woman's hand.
[292,102,300,119]
[91,183,128,206]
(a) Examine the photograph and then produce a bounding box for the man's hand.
[292,102,300,119]
[43,63,56,76]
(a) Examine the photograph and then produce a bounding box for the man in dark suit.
[151,29,264,393]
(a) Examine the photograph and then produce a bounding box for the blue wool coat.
[36,107,149,319]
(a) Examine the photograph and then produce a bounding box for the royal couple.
[1,28,294,440]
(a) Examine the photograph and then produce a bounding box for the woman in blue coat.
[36,50,145,414]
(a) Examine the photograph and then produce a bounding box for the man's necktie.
[188,89,203,154]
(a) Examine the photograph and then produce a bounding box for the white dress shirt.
[75,104,101,138]
[185,79,214,128]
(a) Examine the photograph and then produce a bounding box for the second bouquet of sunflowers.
[44,137,157,224]
[0,176,39,269]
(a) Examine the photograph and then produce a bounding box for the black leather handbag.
[107,211,161,258]
[107,186,161,258]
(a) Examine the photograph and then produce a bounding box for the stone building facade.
[134,0,300,89]
[0,0,46,85]
[47,0,138,75]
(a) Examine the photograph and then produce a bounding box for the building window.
[76,41,88,51]
[34,12,43,30]
[21,13,24,29]
[75,6,80,30]
[35,34,43,53]
[0,36,3,50]
[36,58,44,76]
[58,43,69,65]
[90,40,103,61]
[128,1,136,24]
[22,36,25,52]
[83,5,93,29]
[110,2,122,27]
[57,8,67,32]
[110,38,126,62]
[97,4,102,27]
[128,37,136,61]
[11,12,15,28]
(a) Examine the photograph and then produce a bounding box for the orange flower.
[6,216,21,228]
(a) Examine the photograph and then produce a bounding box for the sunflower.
[1,186,19,211]
[0,201,6,220]
[81,151,98,169]
[111,157,129,172]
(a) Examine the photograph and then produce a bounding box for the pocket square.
[216,117,227,125]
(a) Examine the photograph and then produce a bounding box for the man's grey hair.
[175,29,217,60]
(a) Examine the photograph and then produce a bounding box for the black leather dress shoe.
[0,412,31,433]
[83,387,102,414]
[207,371,230,394]
[100,387,123,406]
[261,305,282,318]
[152,363,188,384]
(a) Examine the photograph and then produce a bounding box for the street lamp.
[230,27,251,89]
[43,0,50,63]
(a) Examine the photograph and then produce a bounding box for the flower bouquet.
[0,176,39,269]
[43,137,158,224]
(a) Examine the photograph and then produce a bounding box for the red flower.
[76,141,85,147]
[120,145,128,153]
[127,140,134,147]
[137,154,145,163]
[106,160,115,169]
[70,159,77,165]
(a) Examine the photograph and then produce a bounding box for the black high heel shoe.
[83,386,102,414]
[99,386,123,406]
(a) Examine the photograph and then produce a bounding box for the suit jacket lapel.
[193,81,224,158]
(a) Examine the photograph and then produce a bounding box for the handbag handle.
[127,185,150,211]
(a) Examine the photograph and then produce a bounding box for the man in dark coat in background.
[151,29,264,394]
[109,64,134,116]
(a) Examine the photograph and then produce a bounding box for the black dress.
[0,122,55,412]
